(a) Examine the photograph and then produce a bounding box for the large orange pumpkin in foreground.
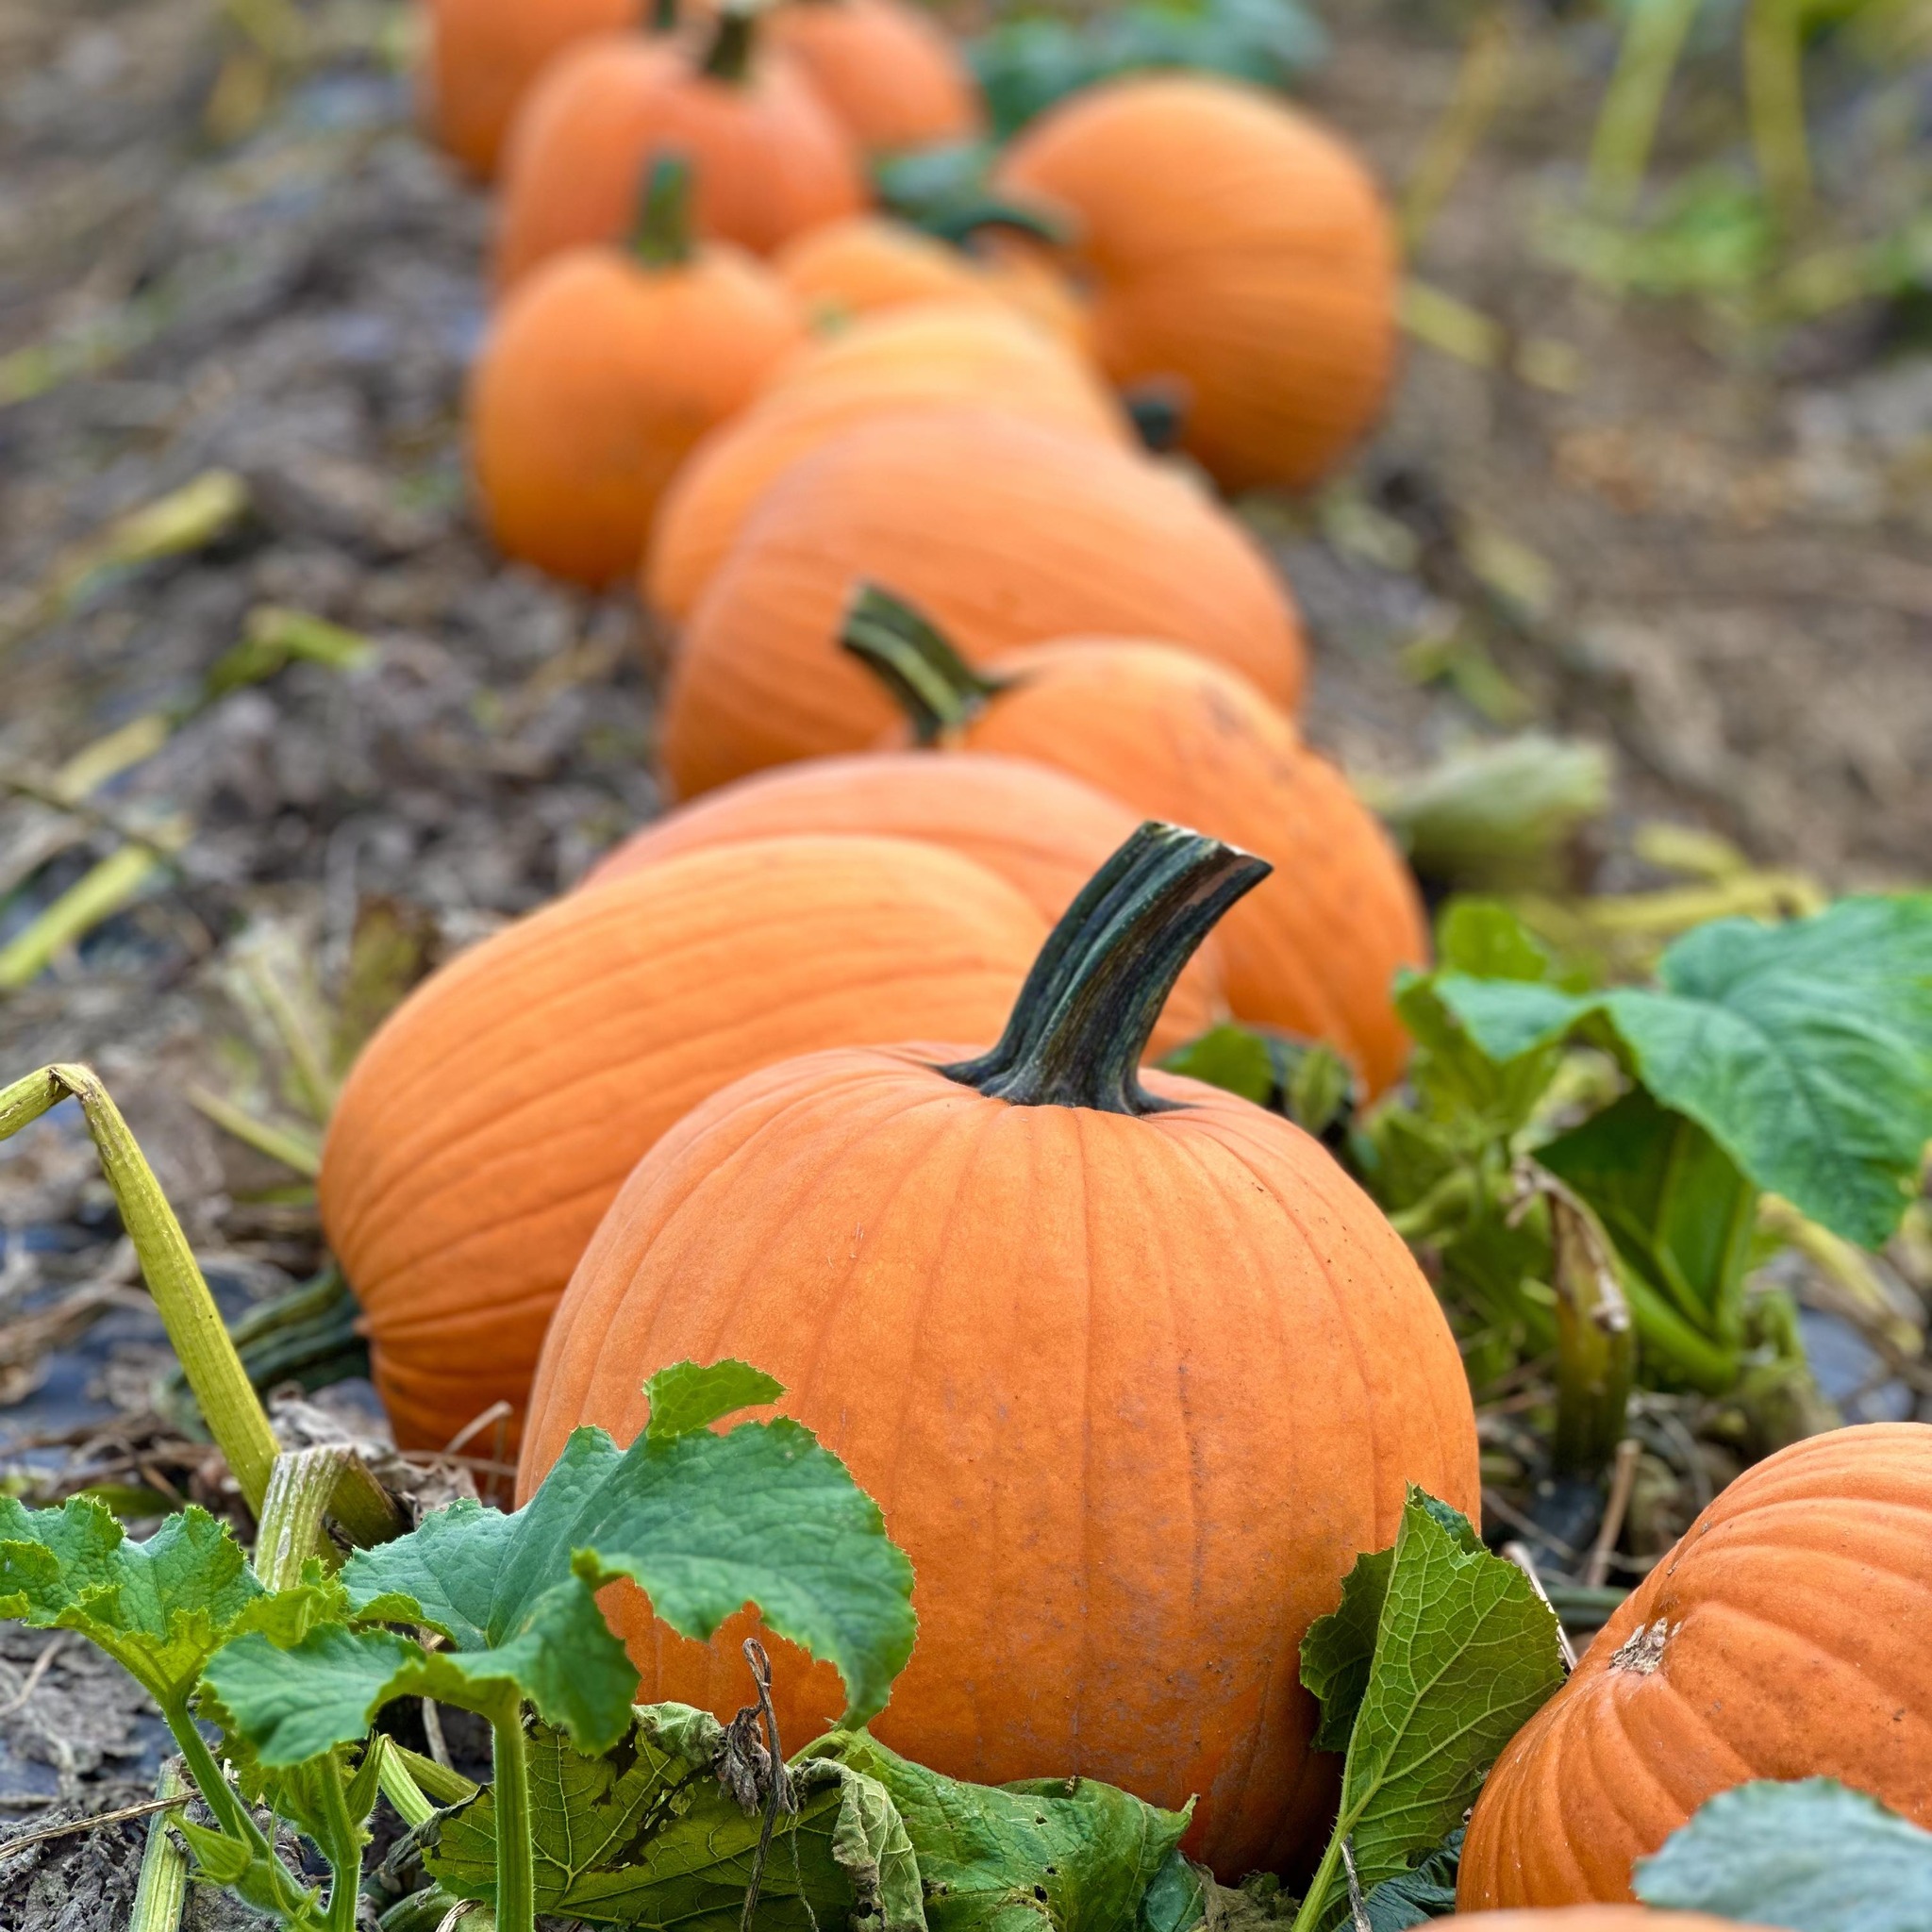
[320,835,1046,1450]
[998,75,1397,492]
[493,12,866,291]
[845,591,1425,1092]
[645,305,1129,623]
[471,157,803,586]
[766,0,982,153]
[1459,1422,1932,1911]
[580,750,1226,1051]
[521,824,1479,1878]
[658,405,1307,796]
[423,0,636,181]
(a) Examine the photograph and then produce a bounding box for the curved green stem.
[319,1762,364,1932]
[166,1701,320,1923]
[942,824,1269,1115]
[491,1702,535,1932]
[701,4,757,83]
[632,152,694,269]
[650,0,678,28]
[840,584,1007,744]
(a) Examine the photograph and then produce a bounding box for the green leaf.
[643,1359,783,1443]
[1359,1829,1460,1931]
[1434,900,1552,981]
[1636,1777,1932,1931]
[814,1730,1191,1932]
[1431,894,1932,1246]
[429,1707,905,1930]
[0,1496,321,1710]
[1161,1025,1356,1140]
[1300,1490,1565,1930]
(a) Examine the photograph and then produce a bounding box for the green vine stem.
[1585,0,1700,216]
[488,1698,536,1932]
[650,0,677,29]
[0,1065,280,1510]
[942,824,1270,1114]
[839,584,1007,744]
[632,153,694,269]
[701,3,757,83]
[128,1763,192,1932]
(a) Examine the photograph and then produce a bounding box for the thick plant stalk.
[488,1700,535,1932]
[1586,0,1703,216]
[129,1764,192,1932]
[633,153,694,268]
[1744,0,1813,224]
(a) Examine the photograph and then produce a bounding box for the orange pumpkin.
[659,405,1307,796]
[581,750,1227,1053]
[470,157,803,587]
[773,216,1000,325]
[1441,1918,1770,1930]
[1459,1422,1932,1911]
[423,0,638,182]
[766,0,982,152]
[521,823,1479,1879]
[493,10,867,291]
[319,834,1047,1450]
[844,591,1424,1093]
[645,305,1129,623]
[997,75,1398,492]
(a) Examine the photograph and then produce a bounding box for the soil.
[0,0,1926,1924]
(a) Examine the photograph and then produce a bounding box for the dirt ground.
[0,0,1925,1920]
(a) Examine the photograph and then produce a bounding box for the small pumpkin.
[765,0,982,153]
[423,0,638,182]
[319,834,1047,1451]
[843,589,1424,1093]
[997,75,1398,492]
[471,156,803,587]
[520,822,1478,1879]
[658,405,1307,796]
[493,7,866,291]
[1458,1422,1932,1911]
[645,304,1129,624]
[581,749,1227,1052]
[773,216,1001,326]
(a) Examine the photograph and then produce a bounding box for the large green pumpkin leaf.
[0,1495,323,1711]
[1299,1490,1565,1929]
[1427,895,1932,1247]
[207,1362,917,1766]
[1637,1778,1932,1930]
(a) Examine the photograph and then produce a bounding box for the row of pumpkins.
[314,2,1932,1922]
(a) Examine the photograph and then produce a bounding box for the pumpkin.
[645,305,1130,623]
[520,822,1479,1879]
[1441,1918,1769,1930]
[493,8,866,291]
[658,405,1307,796]
[423,0,638,182]
[318,834,1047,1451]
[1458,1422,1932,1911]
[580,749,1227,1053]
[997,75,1398,493]
[773,216,1000,325]
[966,226,1094,358]
[843,590,1424,1093]
[765,0,982,153]
[470,156,803,587]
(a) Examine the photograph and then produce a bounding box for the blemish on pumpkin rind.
[1607,1616,1674,1675]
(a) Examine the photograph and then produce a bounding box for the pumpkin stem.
[632,152,694,268]
[651,0,678,28]
[841,583,1008,744]
[941,823,1271,1115]
[1123,378,1189,455]
[702,2,758,82]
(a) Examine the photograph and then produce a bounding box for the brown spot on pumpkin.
[1607,1617,1674,1675]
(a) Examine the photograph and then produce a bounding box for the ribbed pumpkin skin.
[659,407,1307,796]
[520,1051,1478,1879]
[424,0,636,181]
[319,836,1046,1451]
[645,308,1129,623]
[998,75,1397,493]
[766,0,982,152]
[774,217,1000,326]
[579,751,1227,1052]
[1459,1423,1932,1912]
[493,33,866,291]
[898,640,1425,1093]
[470,244,802,586]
